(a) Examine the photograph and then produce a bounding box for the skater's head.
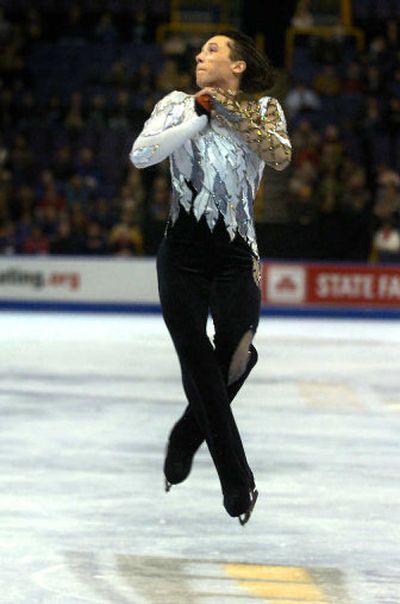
[195,31,275,94]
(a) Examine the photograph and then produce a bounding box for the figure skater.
[130,31,291,525]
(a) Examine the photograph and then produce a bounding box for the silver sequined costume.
[130,90,291,257]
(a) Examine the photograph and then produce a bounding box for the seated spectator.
[51,219,82,255]
[37,205,60,241]
[319,125,344,171]
[64,91,85,134]
[291,0,314,29]
[21,225,49,254]
[87,94,108,130]
[14,211,33,251]
[75,147,102,191]
[285,82,321,120]
[313,65,341,97]
[287,160,319,224]
[373,220,400,263]
[132,9,150,44]
[94,12,118,44]
[65,174,90,207]
[291,119,321,169]
[84,221,108,255]
[0,219,16,254]
[376,164,400,189]
[109,209,143,255]
[108,91,132,129]
[9,134,36,185]
[364,65,385,97]
[88,196,116,229]
[387,68,400,100]
[342,62,364,96]
[45,95,63,126]
[131,61,155,95]
[51,146,74,182]
[119,184,144,223]
[61,5,86,42]
[156,59,182,94]
[36,171,66,211]
[0,7,12,42]
[25,8,43,43]
[373,181,400,225]
[106,60,130,91]
[12,184,35,220]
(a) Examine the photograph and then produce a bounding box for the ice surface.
[0,312,399,603]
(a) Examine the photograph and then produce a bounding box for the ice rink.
[0,311,399,604]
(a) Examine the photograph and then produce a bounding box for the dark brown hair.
[218,30,276,94]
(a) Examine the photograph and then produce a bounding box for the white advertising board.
[0,257,159,305]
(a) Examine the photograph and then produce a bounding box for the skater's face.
[195,35,246,91]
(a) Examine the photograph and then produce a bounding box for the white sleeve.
[258,96,292,149]
[129,91,208,169]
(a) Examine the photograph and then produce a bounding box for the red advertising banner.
[262,262,400,307]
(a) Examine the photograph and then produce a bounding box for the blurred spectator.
[373,182,400,225]
[364,65,385,97]
[107,60,130,91]
[387,67,400,99]
[51,219,80,255]
[0,7,12,42]
[95,12,118,44]
[87,94,108,131]
[64,91,85,135]
[75,147,102,191]
[156,59,182,93]
[45,95,63,127]
[285,82,321,120]
[14,211,33,251]
[0,219,15,254]
[386,97,400,168]
[342,62,363,95]
[145,173,171,253]
[62,5,86,42]
[24,8,43,44]
[287,160,318,225]
[313,65,341,97]
[51,146,75,182]
[84,221,108,255]
[9,135,36,185]
[373,220,400,263]
[132,9,150,44]
[109,91,132,129]
[21,225,49,254]
[65,174,90,207]
[131,62,155,95]
[291,0,314,29]
[109,208,144,255]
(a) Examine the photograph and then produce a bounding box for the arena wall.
[0,257,399,318]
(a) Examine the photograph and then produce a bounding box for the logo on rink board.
[262,262,400,307]
[264,264,306,304]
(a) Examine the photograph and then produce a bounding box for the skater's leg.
[157,237,253,507]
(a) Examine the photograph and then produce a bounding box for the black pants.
[156,210,261,495]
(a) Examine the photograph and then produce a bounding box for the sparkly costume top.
[130,90,291,257]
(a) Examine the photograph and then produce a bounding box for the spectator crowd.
[0,0,400,263]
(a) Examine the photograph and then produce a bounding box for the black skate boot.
[223,486,258,526]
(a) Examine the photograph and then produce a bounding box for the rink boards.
[0,256,400,318]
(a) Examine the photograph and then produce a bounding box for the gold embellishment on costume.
[210,89,291,169]
[252,256,261,288]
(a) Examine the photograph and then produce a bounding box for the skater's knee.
[227,329,256,386]
[174,331,210,362]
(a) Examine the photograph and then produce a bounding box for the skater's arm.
[210,89,292,170]
[130,91,208,169]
